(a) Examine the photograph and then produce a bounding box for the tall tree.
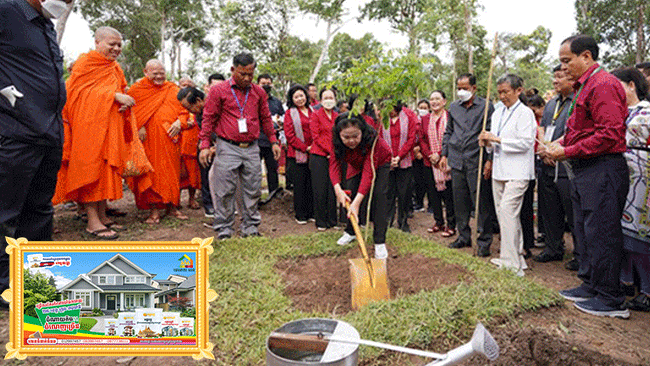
[55,0,76,44]
[325,32,382,75]
[575,0,650,67]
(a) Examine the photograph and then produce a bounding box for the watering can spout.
[425,323,499,366]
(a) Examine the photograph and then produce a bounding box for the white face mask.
[321,99,336,110]
[457,89,473,102]
[41,0,68,19]
[418,108,429,117]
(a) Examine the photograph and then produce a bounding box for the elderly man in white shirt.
[479,74,537,276]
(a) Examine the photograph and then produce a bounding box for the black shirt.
[443,96,494,171]
[0,0,66,146]
[258,95,285,147]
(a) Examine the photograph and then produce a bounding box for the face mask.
[418,109,429,117]
[41,0,68,19]
[457,89,473,102]
[262,85,272,95]
[321,99,336,110]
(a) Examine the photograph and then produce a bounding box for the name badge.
[544,126,556,142]
[494,144,501,155]
[237,118,248,134]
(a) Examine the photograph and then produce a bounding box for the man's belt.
[220,137,254,148]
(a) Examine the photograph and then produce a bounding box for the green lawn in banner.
[79,318,98,332]
[209,229,561,365]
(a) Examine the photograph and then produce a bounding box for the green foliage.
[326,33,383,75]
[79,318,98,331]
[92,308,104,316]
[23,269,60,318]
[181,307,196,318]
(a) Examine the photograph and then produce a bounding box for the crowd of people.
[0,0,649,319]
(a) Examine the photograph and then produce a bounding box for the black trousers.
[260,145,279,193]
[424,166,456,228]
[0,137,62,292]
[520,179,535,251]
[572,155,628,307]
[539,170,575,257]
[387,167,413,230]
[287,157,313,221]
[412,159,428,207]
[343,164,390,244]
[309,154,337,228]
[199,147,213,212]
[451,165,494,248]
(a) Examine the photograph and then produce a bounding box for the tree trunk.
[177,42,182,80]
[637,1,646,64]
[310,20,340,83]
[464,1,473,74]
[160,11,166,65]
[55,0,75,45]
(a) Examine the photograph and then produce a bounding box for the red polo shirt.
[309,107,338,157]
[563,63,628,159]
[199,78,278,149]
[284,107,313,158]
[329,137,392,196]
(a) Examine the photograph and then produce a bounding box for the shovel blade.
[349,258,390,310]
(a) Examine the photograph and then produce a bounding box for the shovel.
[343,191,390,309]
[268,322,499,365]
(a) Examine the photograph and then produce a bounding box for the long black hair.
[612,67,650,102]
[286,84,311,109]
[332,112,377,160]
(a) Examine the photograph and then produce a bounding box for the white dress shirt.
[487,100,536,181]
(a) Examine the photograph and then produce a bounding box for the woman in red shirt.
[284,84,314,224]
[309,88,339,230]
[330,113,392,259]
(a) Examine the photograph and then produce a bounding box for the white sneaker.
[337,232,356,246]
[295,218,307,225]
[374,244,388,259]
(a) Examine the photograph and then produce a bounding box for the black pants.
[387,167,413,230]
[520,179,535,251]
[412,159,428,207]
[572,155,629,307]
[0,137,62,292]
[424,166,456,228]
[539,170,575,257]
[343,164,390,244]
[260,145,279,193]
[451,165,494,248]
[199,147,213,212]
[309,154,337,228]
[287,157,313,221]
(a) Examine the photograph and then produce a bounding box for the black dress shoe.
[565,258,579,271]
[477,246,491,257]
[523,249,533,259]
[534,252,563,263]
[449,240,470,249]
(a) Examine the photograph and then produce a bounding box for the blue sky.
[23,252,197,289]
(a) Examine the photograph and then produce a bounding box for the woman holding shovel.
[330,113,392,259]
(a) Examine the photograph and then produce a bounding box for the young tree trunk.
[637,1,646,64]
[55,0,75,45]
[160,11,166,65]
[309,20,341,83]
[464,1,473,74]
[177,42,182,80]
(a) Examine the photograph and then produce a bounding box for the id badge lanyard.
[230,81,250,134]
[494,100,521,154]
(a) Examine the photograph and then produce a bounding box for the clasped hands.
[537,140,566,165]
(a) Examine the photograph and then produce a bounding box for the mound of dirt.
[275,248,472,314]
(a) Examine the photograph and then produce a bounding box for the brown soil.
[2,187,650,365]
[276,249,472,314]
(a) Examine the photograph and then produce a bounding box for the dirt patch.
[275,249,472,314]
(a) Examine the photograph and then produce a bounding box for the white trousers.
[492,179,530,276]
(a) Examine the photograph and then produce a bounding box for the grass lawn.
[79,318,98,331]
[210,229,561,365]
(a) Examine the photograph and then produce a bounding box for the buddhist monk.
[53,26,134,239]
[127,59,190,224]
[177,78,201,209]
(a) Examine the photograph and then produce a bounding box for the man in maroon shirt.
[198,53,281,239]
[540,35,630,318]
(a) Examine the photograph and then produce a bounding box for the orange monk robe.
[179,114,201,190]
[127,78,189,209]
[53,50,133,205]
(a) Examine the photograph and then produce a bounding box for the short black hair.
[233,53,256,68]
[332,112,377,160]
[286,84,310,109]
[307,83,317,89]
[525,94,546,108]
[457,73,476,86]
[257,73,272,83]
[431,90,446,99]
[208,73,225,83]
[417,99,430,108]
[612,67,650,102]
[552,64,562,73]
[337,100,348,109]
[635,61,650,69]
[177,87,205,104]
[319,87,337,100]
[562,35,599,61]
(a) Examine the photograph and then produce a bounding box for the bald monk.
[53,26,134,239]
[128,60,190,223]
[178,77,201,209]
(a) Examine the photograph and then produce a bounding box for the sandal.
[104,221,126,232]
[74,213,88,222]
[169,209,189,220]
[427,225,442,233]
[85,228,119,240]
[144,216,160,224]
[441,227,456,237]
